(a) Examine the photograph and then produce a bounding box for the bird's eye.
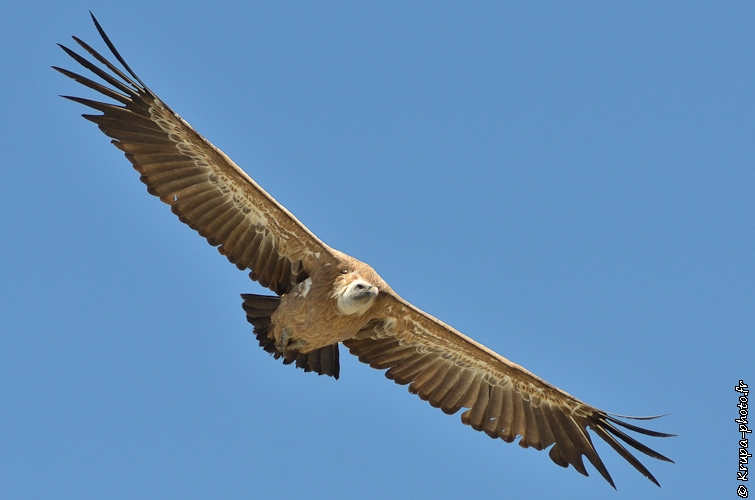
[355,283,365,290]
[340,269,349,274]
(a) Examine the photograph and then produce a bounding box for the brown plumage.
[55,14,674,489]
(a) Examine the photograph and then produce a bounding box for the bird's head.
[332,270,379,316]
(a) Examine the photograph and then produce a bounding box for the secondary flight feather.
[55,14,674,488]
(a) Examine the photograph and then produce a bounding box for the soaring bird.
[55,14,673,488]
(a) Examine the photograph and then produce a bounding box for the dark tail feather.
[241,294,340,379]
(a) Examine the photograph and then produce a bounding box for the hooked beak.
[358,286,379,300]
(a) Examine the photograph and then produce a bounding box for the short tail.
[241,294,340,379]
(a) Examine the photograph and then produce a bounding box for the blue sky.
[1,2,752,499]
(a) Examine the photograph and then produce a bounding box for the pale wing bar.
[344,303,673,488]
[55,15,335,295]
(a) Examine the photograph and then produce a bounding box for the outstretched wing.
[54,14,338,295]
[345,294,674,488]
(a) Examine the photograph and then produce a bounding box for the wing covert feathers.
[55,14,336,295]
[344,295,674,488]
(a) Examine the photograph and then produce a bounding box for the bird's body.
[56,14,674,489]
[270,254,386,352]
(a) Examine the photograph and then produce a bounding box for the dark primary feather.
[88,12,145,88]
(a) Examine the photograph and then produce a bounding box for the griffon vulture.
[54,14,673,488]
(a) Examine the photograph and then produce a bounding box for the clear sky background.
[1,2,752,499]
